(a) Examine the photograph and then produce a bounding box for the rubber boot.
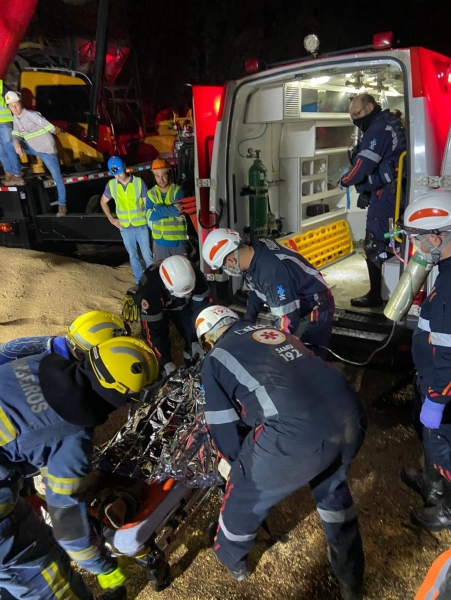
[411,478,451,532]
[350,260,383,308]
[97,586,127,600]
[401,451,444,506]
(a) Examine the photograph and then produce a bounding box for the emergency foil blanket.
[93,365,222,488]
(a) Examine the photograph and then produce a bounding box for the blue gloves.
[420,397,445,429]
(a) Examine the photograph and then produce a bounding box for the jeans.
[0,123,21,176]
[120,225,153,283]
[20,142,66,206]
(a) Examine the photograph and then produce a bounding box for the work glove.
[218,458,231,480]
[420,397,445,429]
[191,342,204,359]
[97,559,127,590]
[356,192,372,210]
[164,362,177,376]
[122,291,139,323]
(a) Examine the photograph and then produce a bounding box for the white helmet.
[5,91,21,105]
[403,191,451,234]
[202,228,241,270]
[195,305,239,342]
[159,255,196,298]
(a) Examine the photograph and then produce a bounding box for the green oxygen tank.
[248,150,268,236]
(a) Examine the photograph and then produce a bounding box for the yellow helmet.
[89,336,159,395]
[67,310,130,352]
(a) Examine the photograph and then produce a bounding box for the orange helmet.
[151,158,170,172]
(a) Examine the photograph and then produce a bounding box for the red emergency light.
[0,223,13,233]
[245,59,261,74]
[372,32,394,50]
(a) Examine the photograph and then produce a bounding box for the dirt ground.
[1,245,450,600]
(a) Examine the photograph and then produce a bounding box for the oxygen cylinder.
[248,150,268,236]
[384,252,433,322]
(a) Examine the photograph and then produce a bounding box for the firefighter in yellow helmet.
[0,335,158,599]
[146,158,187,260]
[0,310,131,365]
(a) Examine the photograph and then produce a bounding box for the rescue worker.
[415,548,451,599]
[0,335,158,599]
[340,93,406,307]
[0,80,24,186]
[100,156,154,284]
[196,305,366,600]
[124,255,210,376]
[146,158,187,260]
[6,91,67,216]
[201,228,335,359]
[0,310,130,365]
[395,192,451,532]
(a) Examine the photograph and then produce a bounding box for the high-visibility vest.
[0,81,13,124]
[147,184,187,242]
[108,177,147,228]
[415,549,451,599]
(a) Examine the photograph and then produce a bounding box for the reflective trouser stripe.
[66,545,98,563]
[415,550,451,600]
[141,312,164,322]
[41,561,80,600]
[0,406,17,446]
[218,513,257,543]
[317,504,357,523]
[205,407,240,425]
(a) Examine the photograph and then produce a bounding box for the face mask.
[222,250,243,276]
[352,105,381,132]
[411,235,442,264]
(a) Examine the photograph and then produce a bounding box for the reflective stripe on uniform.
[211,348,278,417]
[109,177,146,227]
[45,473,85,495]
[148,184,187,241]
[317,504,357,523]
[219,513,257,543]
[415,550,451,600]
[430,332,451,347]
[204,407,240,425]
[418,317,431,332]
[141,312,164,322]
[0,406,17,446]
[359,149,382,163]
[22,124,54,140]
[66,545,98,563]
[0,82,13,123]
[41,561,80,600]
[192,289,210,301]
[271,299,301,317]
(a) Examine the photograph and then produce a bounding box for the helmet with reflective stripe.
[5,91,21,105]
[202,228,241,270]
[195,305,239,342]
[160,255,196,298]
[67,310,130,352]
[89,336,159,395]
[403,191,451,234]
[107,156,126,176]
[151,158,170,172]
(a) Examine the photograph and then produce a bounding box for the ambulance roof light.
[372,31,394,50]
[245,59,261,74]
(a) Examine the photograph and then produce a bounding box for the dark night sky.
[35,0,451,112]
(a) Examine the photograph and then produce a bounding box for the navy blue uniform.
[412,257,451,480]
[341,109,406,264]
[244,238,334,359]
[136,263,211,366]
[0,355,114,599]
[0,335,70,365]
[201,321,366,591]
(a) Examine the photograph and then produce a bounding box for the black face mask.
[352,105,382,132]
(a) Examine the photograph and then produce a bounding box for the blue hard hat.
[108,156,125,176]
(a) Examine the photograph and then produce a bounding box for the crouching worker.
[123,255,211,376]
[196,306,366,600]
[0,335,158,600]
[0,310,130,365]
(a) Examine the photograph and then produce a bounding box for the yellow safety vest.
[147,184,187,242]
[0,81,13,124]
[108,177,147,228]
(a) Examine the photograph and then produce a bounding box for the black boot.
[350,260,383,308]
[401,451,444,506]
[411,478,451,532]
[135,548,171,592]
[97,586,127,600]
[339,583,363,600]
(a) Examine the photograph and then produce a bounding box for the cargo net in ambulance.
[93,363,223,489]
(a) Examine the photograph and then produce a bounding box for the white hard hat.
[5,91,21,105]
[159,255,196,298]
[195,305,239,342]
[202,228,241,269]
[403,190,451,234]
